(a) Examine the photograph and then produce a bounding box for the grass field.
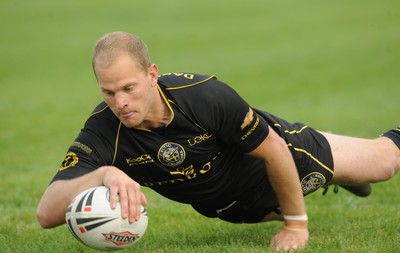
[1,0,399,252]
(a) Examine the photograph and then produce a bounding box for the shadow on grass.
[140,218,281,252]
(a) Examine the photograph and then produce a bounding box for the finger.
[269,236,280,251]
[127,183,142,223]
[134,188,142,221]
[118,186,129,219]
[140,192,148,206]
[108,186,119,210]
[270,233,308,252]
[127,187,137,223]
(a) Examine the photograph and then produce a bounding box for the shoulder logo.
[240,108,254,130]
[60,152,79,171]
[72,141,92,154]
[301,172,326,195]
[157,142,186,167]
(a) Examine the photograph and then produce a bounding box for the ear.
[148,64,159,86]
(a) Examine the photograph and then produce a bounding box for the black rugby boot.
[339,183,371,197]
[322,183,371,197]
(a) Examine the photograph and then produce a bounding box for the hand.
[269,220,309,252]
[101,166,148,223]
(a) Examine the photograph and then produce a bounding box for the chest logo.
[158,142,186,167]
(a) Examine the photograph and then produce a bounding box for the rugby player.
[37,32,400,251]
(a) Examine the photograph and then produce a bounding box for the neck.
[159,100,172,126]
[137,92,171,130]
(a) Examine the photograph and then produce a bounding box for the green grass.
[1,0,399,252]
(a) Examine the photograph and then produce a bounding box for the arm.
[249,126,308,251]
[37,166,147,228]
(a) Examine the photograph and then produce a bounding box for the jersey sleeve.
[201,78,270,152]
[165,75,270,153]
[50,103,118,183]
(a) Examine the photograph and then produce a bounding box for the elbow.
[36,180,68,229]
[36,204,64,229]
[36,207,53,229]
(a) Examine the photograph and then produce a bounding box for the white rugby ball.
[65,186,148,251]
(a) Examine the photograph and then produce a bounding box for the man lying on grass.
[37,31,400,251]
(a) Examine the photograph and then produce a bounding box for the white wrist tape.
[283,214,308,221]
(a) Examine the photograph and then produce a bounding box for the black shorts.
[192,179,279,224]
[193,111,334,224]
[257,109,335,195]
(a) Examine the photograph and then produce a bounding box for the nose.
[115,93,128,109]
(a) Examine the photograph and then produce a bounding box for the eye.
[102,89,114,97]
[124,85,135,93]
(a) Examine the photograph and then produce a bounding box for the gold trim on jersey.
[84,104,110,125]
[167,100,208,132]
[156,74,215,131]
[162,75,215,91]
[157,85,174,127]
[112,121,123,165]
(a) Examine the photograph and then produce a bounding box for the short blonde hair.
[92,32,151,75]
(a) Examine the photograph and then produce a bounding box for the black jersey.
[54,74,272,207]
[52,73,334,222]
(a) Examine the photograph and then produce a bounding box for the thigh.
[321,132,397,184]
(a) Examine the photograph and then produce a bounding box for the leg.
[321,132,400,185]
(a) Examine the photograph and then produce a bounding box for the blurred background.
[1,0,399,252]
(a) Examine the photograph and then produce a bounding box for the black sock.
[382,126,400,149]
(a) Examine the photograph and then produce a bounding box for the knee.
[369,138,400,182]
[370,157,399,183]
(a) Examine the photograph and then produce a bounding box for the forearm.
[249,127,306,217]
[37,167,107,228]
[264,144,306,216]
[250,127,309,251]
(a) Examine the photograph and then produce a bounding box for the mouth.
[119,111,134,119]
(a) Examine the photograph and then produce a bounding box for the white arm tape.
[283,214,308,221]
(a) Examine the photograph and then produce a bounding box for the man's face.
[95,54,158,128]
